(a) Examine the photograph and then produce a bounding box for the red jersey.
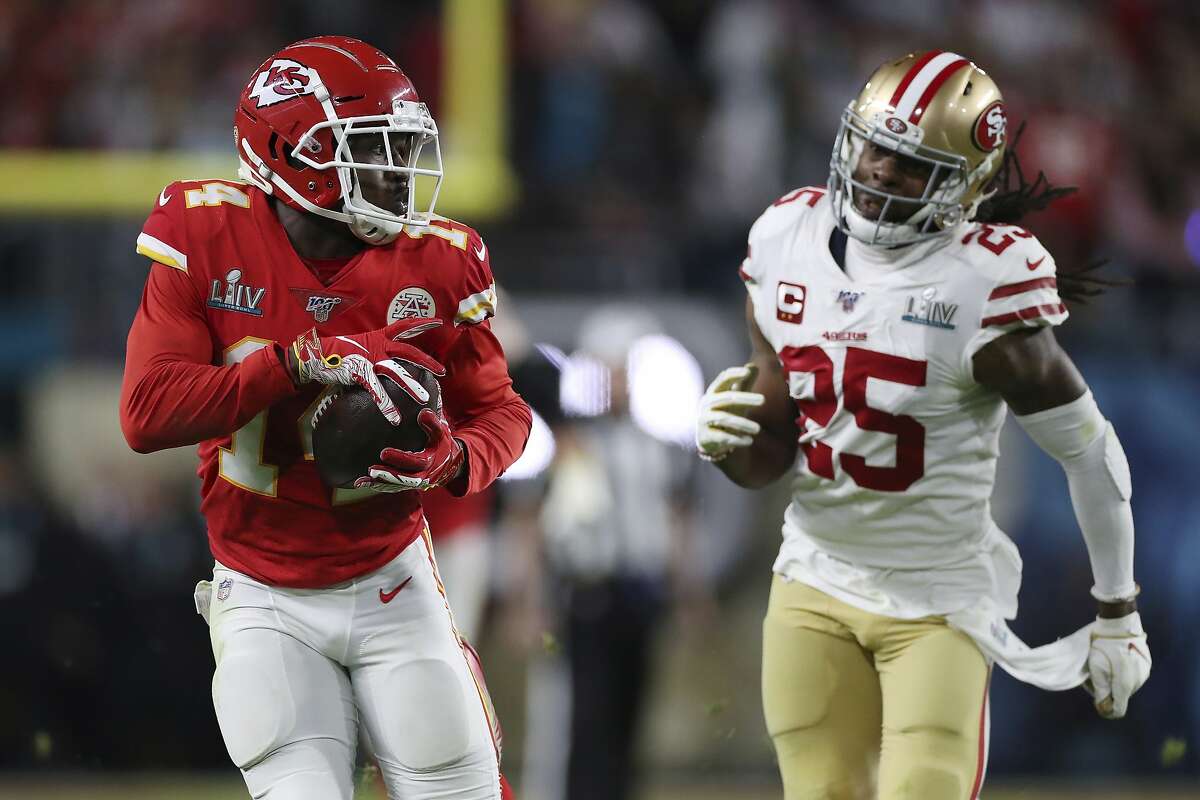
[422,485,495,541]
[120,179,531,588]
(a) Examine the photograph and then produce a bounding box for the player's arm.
[973,327,1134,610]
[361,318,533,495]
[359,235,532,495]
[973,326,1150,718]
[698,297,798,488]
[437,321,533,495]
[119,264,297,453]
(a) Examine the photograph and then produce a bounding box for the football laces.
[311,389,342,429]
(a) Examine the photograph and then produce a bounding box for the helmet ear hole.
[283,147,308,172]
[266,131,308,171]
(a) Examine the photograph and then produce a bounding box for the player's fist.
[288,318,444,424]
[1084,611,1151,719]
[696,364,764,463]
[355,408,465,492]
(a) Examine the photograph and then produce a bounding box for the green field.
[0,775,1196,800]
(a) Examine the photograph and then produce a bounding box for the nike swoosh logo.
[474,241,487,262]
[159,189,172,206]
[1026,256,1045,271]
[379,576,413,604]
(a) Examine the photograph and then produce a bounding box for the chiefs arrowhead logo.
[249,59,317,108]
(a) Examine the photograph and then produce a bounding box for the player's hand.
[696,364,764,462]
[288,318,444,425]
[355,408,465,492]
[1083,611,1151,719]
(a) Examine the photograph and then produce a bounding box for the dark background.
[1,0,1198,793]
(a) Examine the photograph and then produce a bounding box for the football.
[311,360,442,488]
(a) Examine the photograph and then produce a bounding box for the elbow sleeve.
[1015,392,1136,601]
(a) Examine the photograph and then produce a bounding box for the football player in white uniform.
[696,51,1150,799]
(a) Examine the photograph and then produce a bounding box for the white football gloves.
[696,364,764,462]
[1084,611,1151,719]
[288,318,444,425]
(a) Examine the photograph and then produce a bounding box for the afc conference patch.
[217,577,234,601]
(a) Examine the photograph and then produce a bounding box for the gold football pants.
[763,576,990,800]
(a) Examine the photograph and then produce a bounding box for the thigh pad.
[212,633,298,769]
[366,657,474,772]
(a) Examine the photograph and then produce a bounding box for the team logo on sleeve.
[776,282,807,324]
[248,59,317,108]
[208,268,266,316]
[388,287,436,321]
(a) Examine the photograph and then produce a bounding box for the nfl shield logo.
[837,290,864,312]
[305,295,342,323]
[217,577,233,601]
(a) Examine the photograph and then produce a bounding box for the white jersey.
[742,186,1069,624]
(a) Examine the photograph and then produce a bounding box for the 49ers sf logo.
[972,101,1006,152]
[249,59,316,108]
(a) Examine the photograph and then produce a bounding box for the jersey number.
[402,219,469,250]
[773,186,826,208]
[218,338,370,504]
[185,182,251,209]
[780,345,927,492]
[961,223,1033,256]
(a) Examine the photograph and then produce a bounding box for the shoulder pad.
[400,217,497,327]
[753,186,828,235]
[963,224,1067,330]
[956,223,1057,281]
[742,186,829,285]
[136,179,253,274]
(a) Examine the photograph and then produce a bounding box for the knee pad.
[241,738,354,800]
[891,763,966,800]
[373,658,474,771]
[884,727,977,800]
[212,646,296,768]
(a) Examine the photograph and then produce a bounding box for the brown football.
[311,360,442,488]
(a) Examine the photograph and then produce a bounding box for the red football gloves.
[355,408,465,492]
[287,317,444,424]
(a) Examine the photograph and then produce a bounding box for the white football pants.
[195,531,501,800]
[431,524,491,643]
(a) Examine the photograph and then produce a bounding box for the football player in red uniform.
[119,37,529,800]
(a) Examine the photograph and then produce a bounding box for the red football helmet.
[234,36,443,245]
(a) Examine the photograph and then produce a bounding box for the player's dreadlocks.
[974,122,1125,304]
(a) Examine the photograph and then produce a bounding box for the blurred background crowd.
[2,0,1199,797]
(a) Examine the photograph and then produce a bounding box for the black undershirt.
[829,228,849,272]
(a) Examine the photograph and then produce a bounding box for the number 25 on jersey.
[782,345,927,492]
